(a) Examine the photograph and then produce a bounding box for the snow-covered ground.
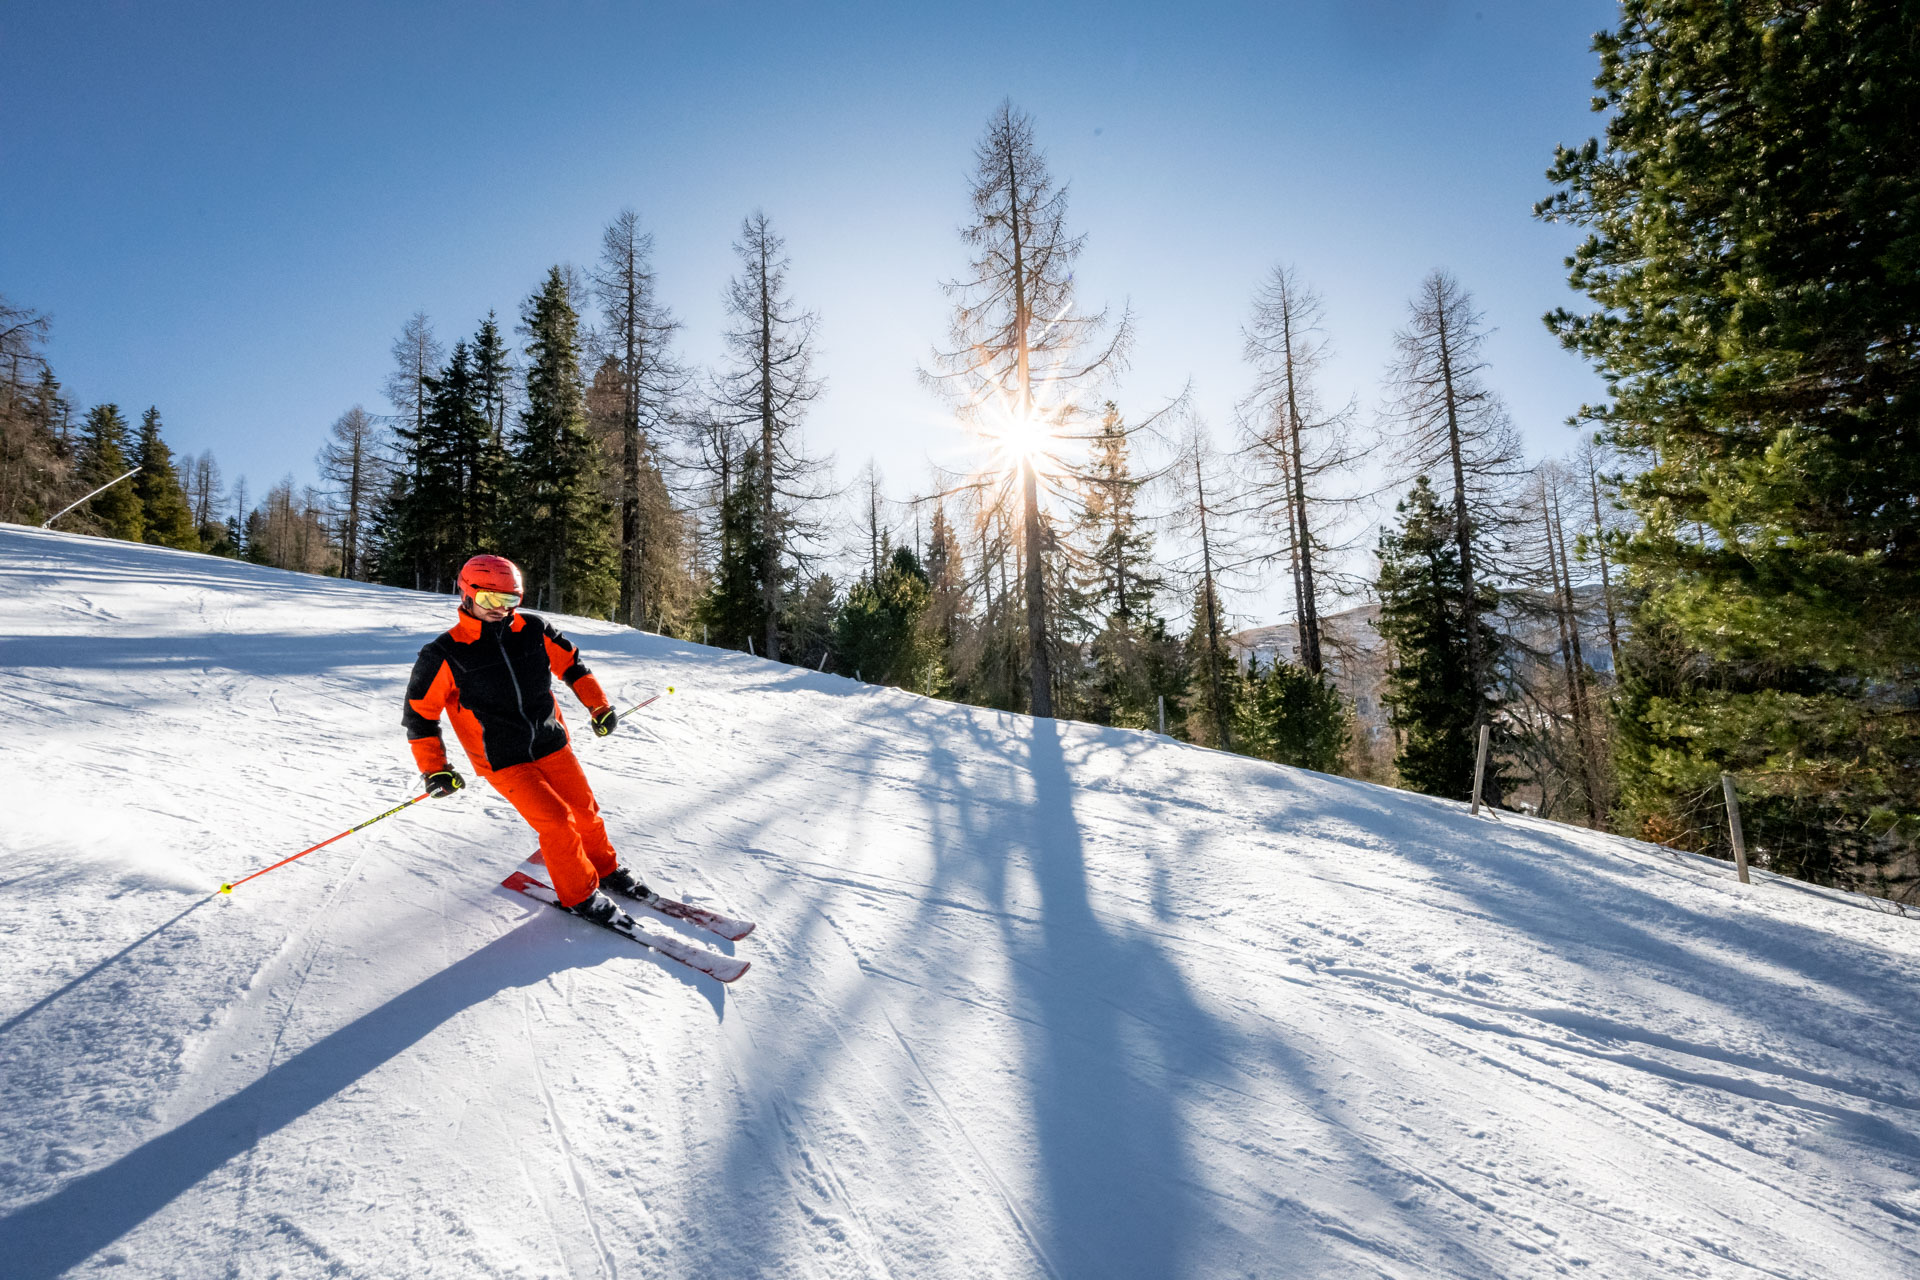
[3,523,1919,1280]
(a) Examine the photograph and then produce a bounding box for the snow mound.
[2,522,1918,1279]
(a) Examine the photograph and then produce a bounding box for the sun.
[977,397,1061,477]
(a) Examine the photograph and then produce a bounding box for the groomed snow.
[3,522,1919,1279]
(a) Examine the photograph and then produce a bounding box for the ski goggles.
[471,589,522,611]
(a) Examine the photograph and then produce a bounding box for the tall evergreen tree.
[1375,477,1506,800]
[512,269,616,615]
[1182,579,1239,750]
[75,405,143,540]
[130,407,199,550]
[383,348,470,591]
[1238,655,1350,773]
[834,547,938,689]
[1540,0,1920,892]
[472,313,514,447]
[1070,404,1165,726]
[695,443,779,649]
[427,341,509,572]
[922,502,970,686]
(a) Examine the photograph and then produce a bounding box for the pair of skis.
[501,865,755,983]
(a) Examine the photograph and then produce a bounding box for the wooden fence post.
[1721,772,1752,884]
[1470,723,1491,816]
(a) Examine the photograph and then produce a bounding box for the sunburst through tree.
[923,100,1131,717]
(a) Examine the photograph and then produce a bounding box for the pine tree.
[430,341,509,571]
[472,314,514,446]
[1375,477,1505,800]
[1238,655,1350,773]
[1539,1,1920,892]
[509,270,616,615]
[1182,579,1239,750]
[922,502,969,691]
[782,574,838,671]
[695,444,779,649]
[75,405,143,540]
[834,547,937,689]
[130,407,199,549]
[1070,404,1165,726]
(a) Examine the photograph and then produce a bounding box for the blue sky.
[4,0,1619,613]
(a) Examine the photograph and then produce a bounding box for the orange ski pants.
[488,746,618,908]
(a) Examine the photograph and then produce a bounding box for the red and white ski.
[627,889,755,941]
[513,855,757,941]
[501,870,751,984]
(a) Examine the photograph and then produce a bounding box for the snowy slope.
[3,523,1920,1280]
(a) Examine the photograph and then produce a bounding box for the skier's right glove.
[424,768,466,799]
[590,705,618,738]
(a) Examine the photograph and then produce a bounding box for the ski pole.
[220,793,429,894]
[616,686,674,719]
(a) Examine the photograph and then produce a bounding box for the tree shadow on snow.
[1010,716,1223,1278]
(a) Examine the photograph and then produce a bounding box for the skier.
[402,553,647,924]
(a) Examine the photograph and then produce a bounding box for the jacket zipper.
[496,629,538,758]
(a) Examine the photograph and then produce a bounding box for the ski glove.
[424,768,466,798]
[590,706,618,738]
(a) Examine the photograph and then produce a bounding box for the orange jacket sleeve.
[541,620,609,711]
[402,648,456,774]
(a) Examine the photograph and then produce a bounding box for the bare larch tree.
[1238,264,1360,677]
[1383,270,1523,751]
[925,101,1129,718]
[317,406,385,580]
[713,211,826,662]
[592,209,686,629]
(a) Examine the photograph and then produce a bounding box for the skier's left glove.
[590,705,618,738]
[424,768,466,798]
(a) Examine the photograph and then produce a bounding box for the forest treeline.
[3,3,1914,901]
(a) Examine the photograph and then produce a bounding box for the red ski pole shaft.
[616,686,674,719]
[220,793,429,894]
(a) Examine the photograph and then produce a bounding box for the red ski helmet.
[457,554,524,609]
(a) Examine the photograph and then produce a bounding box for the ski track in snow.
[4,524,1920,1279]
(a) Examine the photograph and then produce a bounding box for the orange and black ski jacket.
[402,610,610,778]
